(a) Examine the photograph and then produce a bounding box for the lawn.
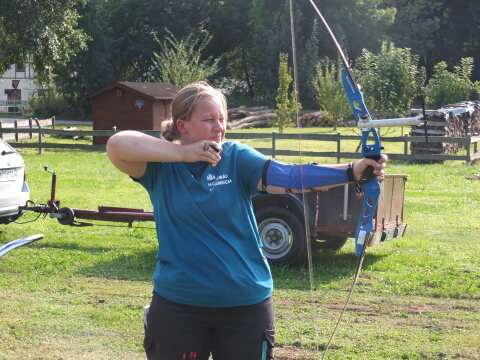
[0,129,479,360]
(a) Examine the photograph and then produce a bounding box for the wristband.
[347,162,356,182]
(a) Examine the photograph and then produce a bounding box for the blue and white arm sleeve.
[261,159,350,191]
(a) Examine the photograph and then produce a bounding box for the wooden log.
[298,111,333,127]
[230,119,274,129]
[229,113,277,127]
[227,106,247,115]
[228,106,269,115]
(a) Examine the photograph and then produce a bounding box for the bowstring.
[288,0,319,353]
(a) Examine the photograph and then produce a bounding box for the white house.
[0,62,38,113]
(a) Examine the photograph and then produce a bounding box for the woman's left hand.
[353,154,388,182]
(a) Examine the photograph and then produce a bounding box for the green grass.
[0,129,479,360]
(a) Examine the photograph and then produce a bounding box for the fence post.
[35,118,43,155]
[271,131,276,159]
[466,133,471,165]
[52,116,56,130]
[336,131,341,163]
[403,133,409,164]
[0,121,3,140]
[14,119,18,142]
[474,133,478,155]
[29,117,33,139]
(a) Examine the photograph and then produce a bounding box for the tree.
[251,0,292,104]
[53,0,119,116]
[249,0,396,105]
[0,0,89,85]
[312,58,350,129]
[297,19,321,109]
[275,53,301,134]
[355,42,424,116]
[387,0,480,80]
[148,30,222,88]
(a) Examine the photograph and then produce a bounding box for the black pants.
[144,292,275,360]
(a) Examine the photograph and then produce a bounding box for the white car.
[0,139,29,224]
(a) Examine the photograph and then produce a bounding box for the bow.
[296,0,422,356]
[306,0,421,257]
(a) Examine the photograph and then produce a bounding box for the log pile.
[227,106,276,129]
[470,106,480,136]
[297,111,334,127]
[410,101,480,158]
[227,107,334,129]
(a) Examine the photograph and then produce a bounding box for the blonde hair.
[162,82,227,142]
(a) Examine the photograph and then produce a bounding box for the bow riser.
[354,179,381,256]
[341,67,382,255]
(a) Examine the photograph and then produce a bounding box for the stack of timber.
[227,107,334,129]
[298,111,334,127]
[227,106,276,129]
[410,101,480,158]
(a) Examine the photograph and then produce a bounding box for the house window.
[4,89,21,101]
[15,64,25,72]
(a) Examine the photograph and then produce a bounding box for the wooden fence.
[0,117,56,142]
[2,125,480,165]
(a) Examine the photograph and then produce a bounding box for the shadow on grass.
[271,248,387,290]
[33,240,157,282]
[27,237,385,288]
[34,240,112,254]
[78,252,156,282]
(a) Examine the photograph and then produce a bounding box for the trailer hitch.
[18,167,155,227]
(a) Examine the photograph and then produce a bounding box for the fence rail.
[3,126,480,164]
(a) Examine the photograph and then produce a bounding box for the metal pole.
[14,119,18,142]
[404,133,409,164]
[336,131,341,163]
[466,133,471,166]
[13,70,17,121]
[272,131,276,159]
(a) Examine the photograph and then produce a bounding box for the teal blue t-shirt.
[135,141,272,307]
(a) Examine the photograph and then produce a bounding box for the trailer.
[253,174,407,264]
[19,169,407,265]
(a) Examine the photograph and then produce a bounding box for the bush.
[215,77,258,108]
[148,29,221,88]
[312,58,351,129]
[424,57,479,109]
[356,42,424,117]
[28,91,69,118]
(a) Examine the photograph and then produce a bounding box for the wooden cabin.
[86,81,179,144]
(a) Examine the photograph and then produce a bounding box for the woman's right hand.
[181,141,222,166]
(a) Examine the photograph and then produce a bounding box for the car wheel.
[255,206,307,265]
[313,235,348,251]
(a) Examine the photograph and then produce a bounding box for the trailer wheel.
[313,235,348,251]
[256,206,306,265]
[57,207,75,226]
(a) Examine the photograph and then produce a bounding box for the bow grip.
[357,154,382,185]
